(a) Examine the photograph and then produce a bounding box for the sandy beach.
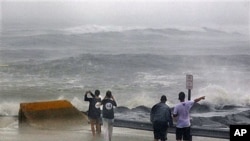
[0,116,228,141]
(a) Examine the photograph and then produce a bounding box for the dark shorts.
[89,117,102,125]
[176,127,191,140]
[153,121,168,141]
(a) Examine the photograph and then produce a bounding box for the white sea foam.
[58,24,250,35]
[0,102,19,116]
[70,97,88,112]
[134,72,180,87]
[61,25,146,35]
[198,84,250,108]
[123,92,156,109]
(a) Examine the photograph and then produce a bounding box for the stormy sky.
[0,0,249,33]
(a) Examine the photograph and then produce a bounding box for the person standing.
[150,95,173,141]
[84,90,102,137]
[101,90,117,141]
[173,92,205,141]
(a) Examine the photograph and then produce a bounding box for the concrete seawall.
[114,118,230,139]
[18,100,88,129]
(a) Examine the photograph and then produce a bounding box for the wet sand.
[1,127,229,141]
[0,117,228,141]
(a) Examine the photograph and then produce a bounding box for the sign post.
[186,74,193,141]
[186,74,193,100]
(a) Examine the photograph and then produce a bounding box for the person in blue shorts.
[173,92,205,141]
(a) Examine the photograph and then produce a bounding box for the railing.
[114,119,229,140]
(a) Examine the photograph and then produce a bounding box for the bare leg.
[96,121,101,136]
[108,123,113,141]
[103,118,109,141]
[90,120,96,136]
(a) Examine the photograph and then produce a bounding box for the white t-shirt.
[173,101,194,128]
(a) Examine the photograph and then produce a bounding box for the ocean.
[0,24,250,128]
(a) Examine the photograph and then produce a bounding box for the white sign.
[186,74,193,89]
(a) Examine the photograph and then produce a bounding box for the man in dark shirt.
[84,90,102,136]
[151,95,173,141]
[101,90,117,141]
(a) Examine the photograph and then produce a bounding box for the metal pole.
[188,88,192,141]
[188,89,191,101]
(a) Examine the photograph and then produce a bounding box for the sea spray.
[198,84,250,109]
[0,102,19,116]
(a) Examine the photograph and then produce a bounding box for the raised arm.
[111,95,117,107]
[194,96,205,103]
[84,91,94,101]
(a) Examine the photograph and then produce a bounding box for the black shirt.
[84,94,101,119]
[101,98,117,119]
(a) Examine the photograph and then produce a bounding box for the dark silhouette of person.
[84,90,102,136]
[151,95,173,141]
[101,90,117,141]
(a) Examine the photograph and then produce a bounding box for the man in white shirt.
[173,92,205,141]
